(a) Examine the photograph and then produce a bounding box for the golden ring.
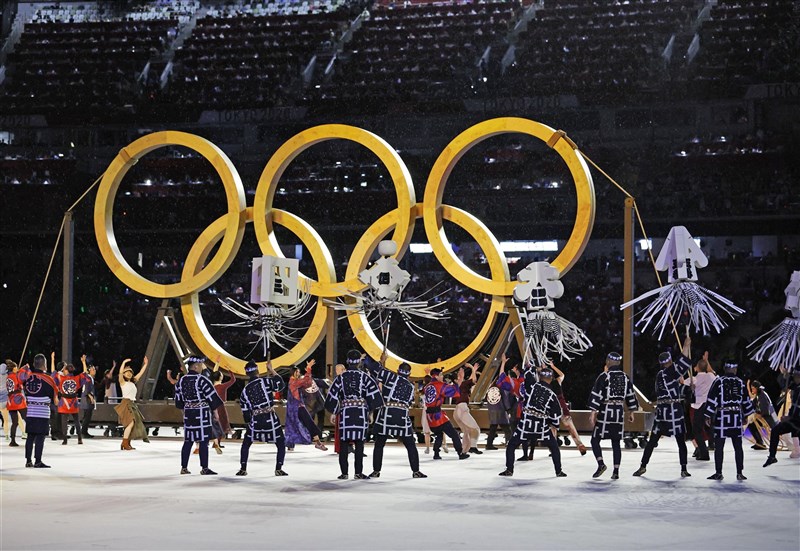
[94,131,247,298]
[422,117,595,296]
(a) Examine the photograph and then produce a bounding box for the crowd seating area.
[504,0,700,103]
[29,1,199,24]
[2,0,798,121]
[0,2,196,120]
[639,133,800,219]
[310,0,521,109]
[689,0,798,96]
[165,9,351,110]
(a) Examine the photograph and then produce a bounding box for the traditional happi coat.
[6,371,27,411]
[325,368,383,441]
[486,382,510,425]
[515,371,562,441]
[240,374,284,443]
[588,368,639,439]
[302,377,327,417]
[53,372,87,414]
[704,375,756,438]
[371,366,415,438]
[423,379,460,428]
[784,380,800,431]
[651,355,692,437]
[175,372,224,442]
[80,374,95,412]
[20,368,57,435]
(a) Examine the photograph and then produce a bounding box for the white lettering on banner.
[197,107,308,124]
[744,83,800,100]
[464,96,579,113]
[0,114,48,127]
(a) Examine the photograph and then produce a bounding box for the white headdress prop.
[213,256,313,358]
[324,240,449,344]
[620,226,744,338]
[511,261,592,366]
[748,270,800,372]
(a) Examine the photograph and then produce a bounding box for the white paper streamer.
[748,318,800,372]
[512,309,593,366]
[620,281,744,339]
[213,291,314,358]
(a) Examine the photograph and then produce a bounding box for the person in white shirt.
[683,351,716,461]
[114,357,149,450]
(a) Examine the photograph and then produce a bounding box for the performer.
[52,362,85,445]
[633,338,693,478]
[683,352,716,461]
[704,361,756,480]
[485,354,513,450]
[212,362,236,438]
[549,361,587,455]
[324,350,383,479]
[78,355,96,439]
[368,359,427,479]
[0,363,8,441]
[302,367,327,436]
[332,363,346,454]
[424,367,470,460]
[747,379,783,450]
[20,354,56,468]
[453,362,482,455]
[5,360,26,447]
[49,352,63,441]
[500,363,534,460]
[499,365,566,477]
[175,355,224,475]
[103,362,119,403]
[237,360,287,476]
[114,357,149,450]
[588,352,639,479]
[763,367,800,467]
[286,360,328,452]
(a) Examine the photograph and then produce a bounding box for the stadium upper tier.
[0,0,797,122]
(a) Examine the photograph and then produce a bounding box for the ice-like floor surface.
[2,434,798,550]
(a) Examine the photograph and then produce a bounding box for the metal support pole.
[622,197,635,381]
[62,210,74,363]
[325,305,337,378]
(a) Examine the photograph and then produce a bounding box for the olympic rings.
[95,118,596,376]
[423,117,595,295]
[180,208,329,373]
[94,131,247,298]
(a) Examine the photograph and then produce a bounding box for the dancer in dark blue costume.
[704,361,756,480]
[237,360,288,477]
[325,350,383,479]
[175,356,224,475]
[367,358,426,479]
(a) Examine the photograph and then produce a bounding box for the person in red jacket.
[423,367,469,460]
[52,363,86,445]
[6,360,27,447]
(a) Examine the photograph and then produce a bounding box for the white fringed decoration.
[324,287,450,340]
[620,226,744,338]
[213,291,314,358]
[324,240,449,342]
[620,281,744,339]
[513,309,593,367]
[748,318,800,372]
